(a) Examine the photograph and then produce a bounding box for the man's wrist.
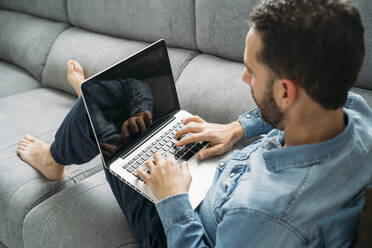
[230,121,245,144]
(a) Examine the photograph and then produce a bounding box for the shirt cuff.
[155,192,196,233]
[238,108,273,138]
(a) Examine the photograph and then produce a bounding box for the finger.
[153,152,164,165]
[144,111,153,127]
[180,161,188,170]
[176,133,205,146]
[145,159,156,173]
[198,144,225,160]
[136,117,147,133]
[165,154,176,167]
[137,167,151,182]
[121,121,130,137]
[174,123,203,139]
[102,150,112,157]
[183,116,205,125]
[128,118,139,133]
[102,143,117,153]
[116,121,131,144]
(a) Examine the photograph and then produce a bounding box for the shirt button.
[219,162,224,167]
[230,173,235,178]
[246,114,251,119]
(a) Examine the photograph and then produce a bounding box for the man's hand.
[174,116,244,160]
[137,153,192,201]
[99,143,117,157]
[116,111,152,144]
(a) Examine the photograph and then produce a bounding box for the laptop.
[80,40,223,209]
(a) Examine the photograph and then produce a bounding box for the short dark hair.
[250,0,365,110]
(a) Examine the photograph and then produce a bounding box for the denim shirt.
[155,92,372,248]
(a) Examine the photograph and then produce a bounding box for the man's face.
[242,28,284,129]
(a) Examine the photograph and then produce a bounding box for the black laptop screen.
[81,40,179,166]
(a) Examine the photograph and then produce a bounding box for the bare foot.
[66,60,86,97]
[17,135,66,181]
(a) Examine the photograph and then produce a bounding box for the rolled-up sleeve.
[238,108,273,139]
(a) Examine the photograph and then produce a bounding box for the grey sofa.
[0,0,371,247]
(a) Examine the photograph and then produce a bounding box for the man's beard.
[251,81,284,129]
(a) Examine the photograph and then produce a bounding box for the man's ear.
[273,79,297,110]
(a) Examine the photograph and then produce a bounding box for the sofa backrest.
[195,0,259,63]
[67,0,198,51]
[195,0,372,90]
[351,0,372,90]
[0,10,69,81]
[0,0,68,22]
[0,0,370,92]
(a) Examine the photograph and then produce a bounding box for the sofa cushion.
[0,10,69,81]
[0,88,102,248]
[176,54,256,123]
[23,171,140,248]
[0,0,68,22]
[0,60,40,98]
[42,27,198,96]
[67,0,197,50]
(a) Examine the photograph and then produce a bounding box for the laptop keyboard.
[121,118,209,180]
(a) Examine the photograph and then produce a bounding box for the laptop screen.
[81,40,180,166]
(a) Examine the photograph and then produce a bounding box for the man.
[17,0,372,247]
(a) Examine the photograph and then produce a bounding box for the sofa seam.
[64,0,70,24]
[29,164,103,210]
[175,52,199,82]
[40,25,71,86]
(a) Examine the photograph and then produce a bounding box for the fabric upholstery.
[195,0,372,91]
[176,54,256,124]
[0,10,69,81]
[0,0,68,22]
[0,88,102,248]
[67,0,197,50]
[0,60,40,98]
[351,0,372,90]
[195,0,260,62]
[42,27,198,96]
[23,171,140,248]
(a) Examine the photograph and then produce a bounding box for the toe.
[20,139,31,145]
[19,143,28,149]
[24,135,36,142]
[66,60,75,71]
[74,61,83,72]
[17,148,24,156]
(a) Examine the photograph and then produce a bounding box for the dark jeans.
[50,97,167,248]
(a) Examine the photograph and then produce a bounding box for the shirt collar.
[262,111,354,173]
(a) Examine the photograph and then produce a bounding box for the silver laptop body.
[80,40,220,209]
